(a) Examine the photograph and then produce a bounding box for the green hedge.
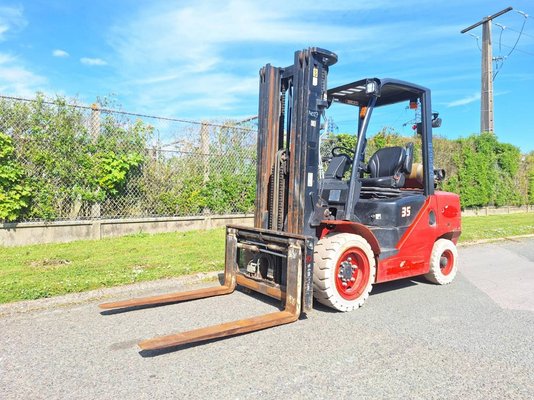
[1,92,533,223]
[323,130,534,208]
[0,95,150,221]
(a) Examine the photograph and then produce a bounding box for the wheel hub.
[439,249,454,276]
[338,258,357,286]
[334,248,371,301]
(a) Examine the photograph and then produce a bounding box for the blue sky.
[0,0,533,152]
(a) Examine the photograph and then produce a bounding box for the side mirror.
[432,112,442,128]
[434,169,446,181]
[415,112,442,135]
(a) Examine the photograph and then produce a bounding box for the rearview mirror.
[432,112,442,128]
[415,113,442,135]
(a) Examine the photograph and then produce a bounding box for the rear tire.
[424,238,458,285]
[313,233,376,312]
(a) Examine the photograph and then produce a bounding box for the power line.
[468,33,482,51]
[492,10,529,80]
[495,22,505,54]
[500,43,534,57]
[494,9,534,58]
[493,22,506,80]
[503,15,527,58]
[492,56,505,80]
[504,25,534,39]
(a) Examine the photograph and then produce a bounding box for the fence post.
[90,103,101,219]
[91,220,102,240]
[200,122,210,184]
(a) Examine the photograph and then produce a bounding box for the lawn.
[1,212,533,304]
[0,229,226,303]
[460,212,534,242]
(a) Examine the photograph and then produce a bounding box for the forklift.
[100,47,461,351]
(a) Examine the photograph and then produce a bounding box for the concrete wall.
[2,205,533,247]
[462,205,533,217]
[0,215,254,247]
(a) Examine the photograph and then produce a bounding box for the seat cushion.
[360,174,406,188]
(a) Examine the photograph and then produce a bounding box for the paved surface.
[1,238,533,400]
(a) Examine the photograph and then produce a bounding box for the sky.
[0,0,533,152]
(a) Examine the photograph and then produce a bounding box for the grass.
[1,212,534,304]
[460,212,534,242]
[0,229,226,304]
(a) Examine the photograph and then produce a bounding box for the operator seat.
[360,143,414,188]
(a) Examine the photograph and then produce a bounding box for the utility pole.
[461,6,512,133]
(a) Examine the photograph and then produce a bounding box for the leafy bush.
[134,122,256,217]
[443,133,523,207]
[3,91,532,224]
[0,132,31,221]
[323,129,531,208]
[527,152,534,205]
[0,94,151,220]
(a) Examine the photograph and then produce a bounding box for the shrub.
[0,132,31,221]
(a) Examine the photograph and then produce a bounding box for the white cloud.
[80,57,107,66]
[106,0,421,117]
[0,5,26,41]
[0,7,48,96]
[102,0,483,119]
[52,49,69,58]
[0,53,15,64]
[0,52,47,96]
[109,1,388,67]
[447,92,480,107]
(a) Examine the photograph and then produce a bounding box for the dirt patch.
[29,258,71,269]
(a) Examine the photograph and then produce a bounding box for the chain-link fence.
[0,94,258,222]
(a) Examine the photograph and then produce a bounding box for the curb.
[458,233,534,247]
[0,271,221,318]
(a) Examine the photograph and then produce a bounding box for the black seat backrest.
[367,146,406,178]
[361,143,414,189]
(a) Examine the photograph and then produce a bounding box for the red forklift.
[100,47,461,351]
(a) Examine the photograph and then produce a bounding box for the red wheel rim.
[335,248,370,301]
[440,249,454,276]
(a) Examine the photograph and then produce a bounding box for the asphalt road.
[1,237,533,400]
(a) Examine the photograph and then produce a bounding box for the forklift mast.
[255,47,337,237]
[99,49,336,350]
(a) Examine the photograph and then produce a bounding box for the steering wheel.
[331,146,355,161]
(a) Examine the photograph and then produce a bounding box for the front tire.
[424,238,458,285]
[313,233,376,312]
